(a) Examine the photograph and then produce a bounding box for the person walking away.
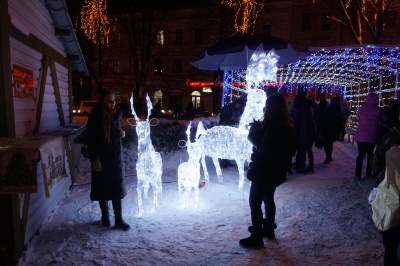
[239,94,295,248]
[293,93,318,174]
[86,89,130,230]
[338,98,351,141]
[354,92,382,180]
[321,97,341,164]
[370,99,400,265]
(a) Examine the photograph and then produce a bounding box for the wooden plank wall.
[9,0,72,136]
[24,158,72,244]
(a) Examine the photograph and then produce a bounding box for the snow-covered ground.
[20,139,384,266]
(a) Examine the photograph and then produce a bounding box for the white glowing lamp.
[128,93,163,215]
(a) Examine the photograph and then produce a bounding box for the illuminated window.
[301,13,312,32]
[194,29,203,44]
[154,90,162,105]
[175,29,183,45]
[191,91,201,109]
[157,30,164,45]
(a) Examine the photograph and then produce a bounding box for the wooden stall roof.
[44,0,88,75]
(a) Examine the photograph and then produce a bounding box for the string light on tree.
[79,0,116,45]
[221,0,264,33]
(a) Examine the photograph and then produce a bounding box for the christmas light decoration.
[79,0,116,45]
[177,121,208,208]
[274,46,400,114]
[221,0,264,34]
[128,93,162,215]
[197,45,271,191]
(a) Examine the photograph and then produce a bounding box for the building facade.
[85,0,400,114]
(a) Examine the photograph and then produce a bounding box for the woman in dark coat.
[86,90,130,230]
[321,97,342,164]
[239,94,295,248]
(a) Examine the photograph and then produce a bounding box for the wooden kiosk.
[0,0,88,264]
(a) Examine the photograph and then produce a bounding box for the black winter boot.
[112,199,130,231]
[262,220,277,240]
[240,227,264,248]
[99,201,111,228]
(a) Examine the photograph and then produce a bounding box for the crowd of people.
[85,89,399,264]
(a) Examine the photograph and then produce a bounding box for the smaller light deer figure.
[177,121,208,208]
[128,93,162,215]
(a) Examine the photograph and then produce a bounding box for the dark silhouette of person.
[292,93,317,173]
[152,99,162,117]
[185,101,195,119]
[370,99,400,266]
[239,93,295,248]
[320,97,342,164]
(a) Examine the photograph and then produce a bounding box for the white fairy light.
[177,121,207,208]
[128,93,162,215]
[246,47,279,87]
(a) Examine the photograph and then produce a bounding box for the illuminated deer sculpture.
[177,121,208,207]
[128,94,163,215]
[198,45,278,191]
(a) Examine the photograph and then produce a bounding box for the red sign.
[13,64,34,99]
[188,81,215,87]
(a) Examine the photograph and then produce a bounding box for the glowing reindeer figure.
[177,121,208,208]
[198,45,278,191]
[128,94,163,215]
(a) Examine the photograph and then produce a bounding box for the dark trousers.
[355,141,376,177]
[296,139,314,171]
[382,228,400,266]
[249,183,276,231]
[99,199,122,214]
[323,140,334,159]
[338,117,348,139]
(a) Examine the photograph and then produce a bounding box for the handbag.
[370,147,400,231]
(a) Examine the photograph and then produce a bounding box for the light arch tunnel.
[224,45,400,121]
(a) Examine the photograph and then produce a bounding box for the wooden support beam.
[49,58,65,126]
[33,55,50,134]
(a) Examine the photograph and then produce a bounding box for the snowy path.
[20,140,384,266]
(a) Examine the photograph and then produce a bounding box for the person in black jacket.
[86,89,130,230]
[321,97,342,164]
[292,93,317,173]
[239,94,295,248]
